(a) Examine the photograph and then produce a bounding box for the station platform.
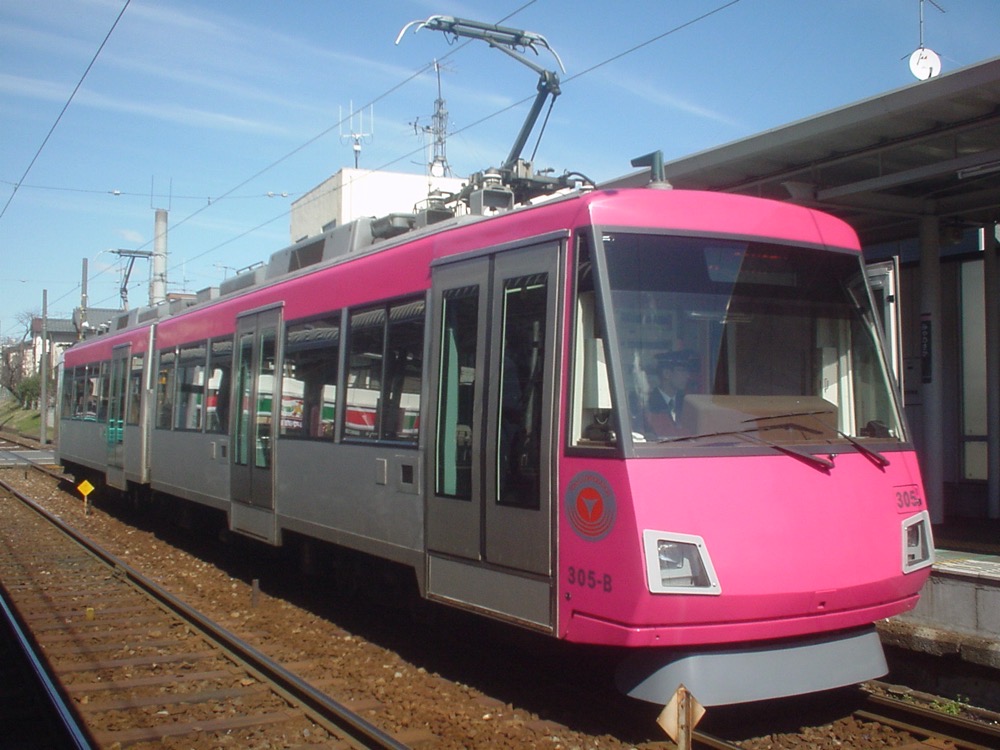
[879,519,1000,672]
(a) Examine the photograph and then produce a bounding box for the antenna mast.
[430,61,451,177]
[413,61,452,177]
[340,102,374,168]
[908,0,945,80]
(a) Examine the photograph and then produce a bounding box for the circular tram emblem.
[565,471,616,541]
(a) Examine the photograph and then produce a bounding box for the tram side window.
[346,307,384,439]
[436,286,478,500]
[344,298,425,445]
[61,367,76,418]
[570,243,616,448]
[155,349,176,429]
[383,299,424,443]
[96,361,110,422]
[282,315,340,440]
[497,275,546,508]
[74,366,93,419]
[126,354,144,425]
[174,343,207,431]
[84,365,100,419]
[207,338,232,434]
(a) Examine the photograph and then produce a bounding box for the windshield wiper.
[834,429,890,467]
[742,409,833,422]
[747,411,890,468]
[737,430,834,470]
[656,429,751,445]
[657,426,834,471]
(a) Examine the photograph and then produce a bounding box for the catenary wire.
[66,1,538,309]
[47,0,742,310]
[0,0,132,225]
[170,0,744,277]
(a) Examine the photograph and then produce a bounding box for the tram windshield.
[572,232,905,455]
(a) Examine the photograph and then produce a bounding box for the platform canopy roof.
[608,56,1000,247]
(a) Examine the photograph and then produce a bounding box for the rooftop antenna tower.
[412,60,452,178]
[340,101,374,168]
[908,0,945,80]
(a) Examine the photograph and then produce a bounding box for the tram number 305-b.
[567,567,614,593]
[895,485,924,511]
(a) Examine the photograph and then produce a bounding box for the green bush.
[16,373,40,408]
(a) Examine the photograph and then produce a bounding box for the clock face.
[909,48,942,80]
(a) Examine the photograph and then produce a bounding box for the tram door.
[425,241,560,629]
[231,307,281,543]
[105,344,130,490]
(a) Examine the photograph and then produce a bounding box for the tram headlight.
[643,530,721,595]
[901,511,934,573]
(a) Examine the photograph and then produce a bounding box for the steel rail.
[858,689,1000,750]
[0,476,410,750]
[692,729,743,748]
[0,586,94,749]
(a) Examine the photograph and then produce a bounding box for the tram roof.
[605,56,1000,246]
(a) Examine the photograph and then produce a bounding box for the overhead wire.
[0,180,295,202]
[0,0,132,225]
[175,0,744,277]
[377,0,747,174]
[154,1,539,275]
[41,0,741,311]
[64,2,538,311]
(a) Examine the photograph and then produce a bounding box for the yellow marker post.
[78,479,94,515]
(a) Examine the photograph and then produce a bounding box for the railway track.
[856,683,1000,750]
[0,434,52,469]
[4,453,1000,749]
[0,584,91,748]
[0,477,409,749]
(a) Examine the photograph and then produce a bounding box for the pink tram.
[58,184,934,706]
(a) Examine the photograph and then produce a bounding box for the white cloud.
[117,228,144,244]
[0,72,291,136]
[596,70,740,129]
[0,73,71,103]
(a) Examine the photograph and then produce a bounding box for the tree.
[0,309,38,398]
[16,373,40,409]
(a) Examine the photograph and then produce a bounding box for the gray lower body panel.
[230,501,277,544]
[428,555,552,631]
[615,626,887,706]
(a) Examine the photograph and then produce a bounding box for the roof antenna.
[412,60,452,178]
[908,0,944,80]
[340,101,374,168]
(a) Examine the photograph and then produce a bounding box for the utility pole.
[40,289,47,445]
[150,208,168,305]
[80,258,88,338]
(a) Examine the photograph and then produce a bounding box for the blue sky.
[1,0,997,341]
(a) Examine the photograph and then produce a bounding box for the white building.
[290,168,466,243]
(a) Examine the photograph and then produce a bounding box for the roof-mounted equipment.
[398,15,590,207]
[631,150,673,190]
